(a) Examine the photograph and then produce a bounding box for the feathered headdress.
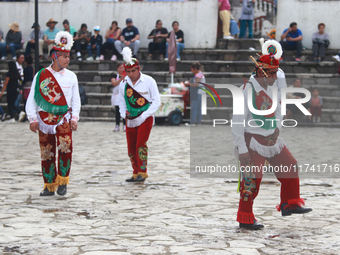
[122,47,139,69]
[250,38,282,77]
[53,31,74,53]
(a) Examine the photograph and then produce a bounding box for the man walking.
[232,39,312,230]
[118,48,160,182]
[26,31,81,196]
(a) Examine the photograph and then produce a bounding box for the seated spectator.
[147,20,168,61]
[74,23,91,61]
[100,21,121,61]
[43,19,60,59]
[62,19,77,37]
[24,23,44,60]
[114,18,140,59]
[219,0,233,39]
[165,21,184,61]
[285,79,311,121]
[280,22,303,62]
[239,0,255,39]
[310,88,322,123]
[86,26,103,61]
[230,15,239,38]
[0,22,22,60]
[312,23,329,62]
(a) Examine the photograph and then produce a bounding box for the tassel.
[44,182,57,192]
[276,198,305,211]
[138,172,148,179]
[249,137,286,158]
[57,175,69,185]
[237,212,255,224]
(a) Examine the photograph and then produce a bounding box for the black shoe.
[239,220,264,230]
[125,176,136,182]
[135,174,146,182]
[40,187,55,196]
[281,203,312,216]
[57,185,67,196]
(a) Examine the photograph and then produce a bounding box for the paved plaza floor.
[0,121,340,255]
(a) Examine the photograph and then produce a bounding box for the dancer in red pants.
[26,31,81,196]
[231,39,312,230]
[118,47,160,182]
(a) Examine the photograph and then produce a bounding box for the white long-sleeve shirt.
[118,72,161,128]
[231,76,283,154]
[26,65,81,123]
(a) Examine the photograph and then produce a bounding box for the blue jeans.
[239,20,253,38]
[165,42,185,58]
[190,94,202,124]
[0,42,21,58]
[14,93,22,113]
[87,45,101,57]
[0,106,4,115]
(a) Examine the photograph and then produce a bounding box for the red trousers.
[39,121,72,192]
[126,117,153,178]
[237,133,304,224]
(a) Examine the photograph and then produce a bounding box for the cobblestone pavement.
[0,121,340,255]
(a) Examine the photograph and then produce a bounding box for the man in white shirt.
[232,40,311,230]
[119,48,160,182]
[26,31,81,197]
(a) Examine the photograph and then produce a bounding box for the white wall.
[276,0,340,49]
[0,0,218,48]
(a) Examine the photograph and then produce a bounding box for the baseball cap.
[31,23,40,28]
[126,18,133,24]
[94,26,100,31]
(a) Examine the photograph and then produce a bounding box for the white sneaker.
[7,118,15,123]
[111,55,117,61]
[86,56,94,61]
[12,57,17,61]
[123,125,126,132]
[76,52,81,57]
[77,57,82,61]
[99,55,104,61]
[164,58,168,61]
[332,55,340,62]
[185,123,196,126]
[317,117,321,123]
[19,111,26,122]
[176,58,181,61]
[114,125,120,132]
[223,35,234,40]
[1,113,6,121]
[1,56,6,60]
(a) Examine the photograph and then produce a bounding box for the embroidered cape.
[124,83,150,119]
[34,68,68,125]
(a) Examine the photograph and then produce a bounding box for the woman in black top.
[165,21,185,61]
[147,20,168,61]
[0,61,22,120]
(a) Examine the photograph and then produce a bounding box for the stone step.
[2,58,337,73]
[2,70,337,83]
